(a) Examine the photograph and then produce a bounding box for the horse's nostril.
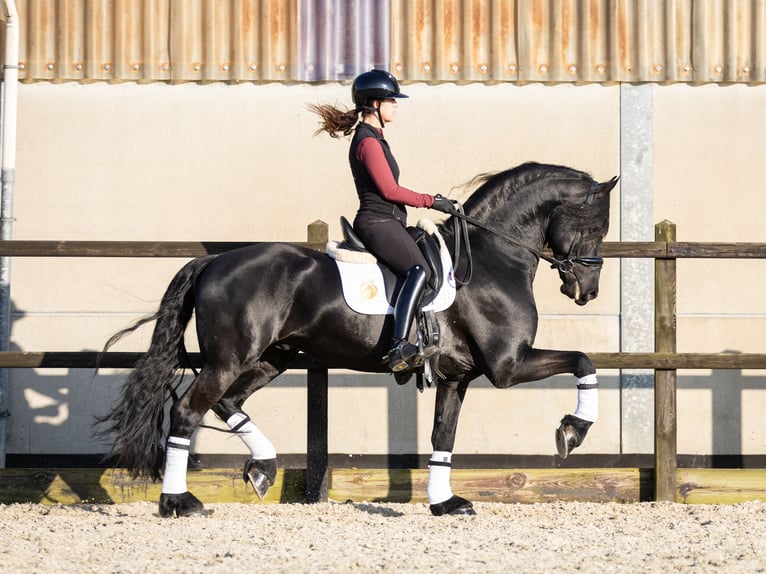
[576,289,599,305]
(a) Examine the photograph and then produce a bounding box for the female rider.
[310,69,453,372]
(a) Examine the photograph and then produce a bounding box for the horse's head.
[547,176,618,306]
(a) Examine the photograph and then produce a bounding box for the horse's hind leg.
[211,347,298,499]
[211,377,278,499]
[159,365,240,518]
[224,412,277,500]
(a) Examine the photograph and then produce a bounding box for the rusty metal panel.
[11,0,296,83]
[85,0,115,82]
[170,0,208,82]
[611,0,670,83]
[5,0,765,84]
[144,0,171,81]
[692,0,763,83]
[391,0,432,81]
[694,0,725,82]
[392,0,504,82]
[21,0,57,81]
[580,0,610,82]
[392,0,765,85]
[694,0,762,83]
[201,0,234,82]
[516,0,551,82]
[433,0,464,81]
[230,0,261,81]
[758,0,766,82]
[114,0,147,82]
[57,0,86,82]
[489,0,519,82]
[459,0,492,81]
[258,0,296,81]
[663,0,694,82]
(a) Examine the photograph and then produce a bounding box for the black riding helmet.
[352,69,408,127]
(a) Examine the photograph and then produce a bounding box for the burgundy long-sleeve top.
[355,131,435,209]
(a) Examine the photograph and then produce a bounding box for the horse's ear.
[601,175,619,193]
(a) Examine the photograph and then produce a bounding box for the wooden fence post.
[306,368,329,502]
[654,220,677,501]
[305,220,329,502]
[306,220,329,247]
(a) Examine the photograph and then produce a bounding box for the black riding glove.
[431,194,454,213]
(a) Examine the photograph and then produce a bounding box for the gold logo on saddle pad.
[360,280,378,299]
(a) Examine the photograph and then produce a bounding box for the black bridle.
[446,202,603,285]
[555,228,605,274]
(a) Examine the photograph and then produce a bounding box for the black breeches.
[353,215,431,282]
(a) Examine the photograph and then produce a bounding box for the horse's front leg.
[427,379,476,516]
[509,347,599,459]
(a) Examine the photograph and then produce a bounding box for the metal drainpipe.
[0,0,19,468]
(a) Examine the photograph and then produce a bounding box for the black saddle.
[338,216,444,305]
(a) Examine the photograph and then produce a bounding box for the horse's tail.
[94,254,217,480]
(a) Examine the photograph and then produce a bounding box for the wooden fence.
[1,220,766,503]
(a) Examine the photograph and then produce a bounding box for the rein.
[446,202,604,281]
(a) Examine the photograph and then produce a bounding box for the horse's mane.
[462,162,593,198]
[456,162,609,232]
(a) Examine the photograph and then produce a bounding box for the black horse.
[96,162,617,517]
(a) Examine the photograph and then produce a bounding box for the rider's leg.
[352,217,435,372]
[388,264,436,371]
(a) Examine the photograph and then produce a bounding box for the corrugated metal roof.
[3,0,765,84]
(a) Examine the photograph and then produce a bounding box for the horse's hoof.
[429,495,476,517]
[555,425,573,459]
[555,414,593,459]
[243,458,277,500]
[158,491,204,518]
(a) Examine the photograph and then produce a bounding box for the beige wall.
[651,84,766,457]
[7,80,766,460]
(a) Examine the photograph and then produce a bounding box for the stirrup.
[387,339,437,373]
[388,339,419,372]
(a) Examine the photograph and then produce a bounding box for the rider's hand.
[431,194,455,214]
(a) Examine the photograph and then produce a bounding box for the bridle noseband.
[555,228,604,274]
[553,256,603,274]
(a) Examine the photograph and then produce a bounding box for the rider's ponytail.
[308,103,359,138]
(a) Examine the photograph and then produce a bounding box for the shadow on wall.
[2,298,111,502]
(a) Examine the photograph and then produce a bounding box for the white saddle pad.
[328,218,457,315]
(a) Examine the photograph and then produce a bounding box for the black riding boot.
[387,265,435,372]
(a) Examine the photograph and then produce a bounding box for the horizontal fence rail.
[0,240,326,256]
[1,351,766,371]
[1,220,765,502]
[2,239,766,258]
